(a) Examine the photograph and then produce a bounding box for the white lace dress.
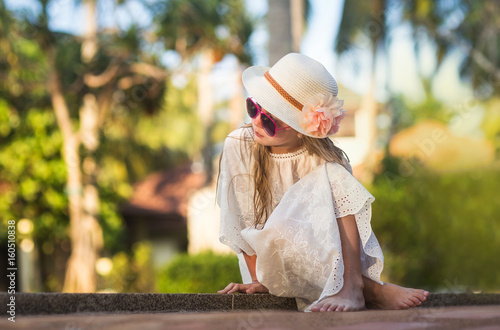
[217,128,384,311]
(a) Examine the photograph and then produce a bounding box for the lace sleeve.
[325,162,383,281]
[217,129,256,255]
[326,162,374,218]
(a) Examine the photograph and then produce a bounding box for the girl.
[216,53,429,312]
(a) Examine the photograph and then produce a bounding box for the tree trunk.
[268,0,293,65]
[290,0,304,53]
[197,48,215,184]
[229,61,245,131]
[61,0,103,292]
[357,0,385,182]
[356,71,378,183]
[47,46,87,291]
[268,0,305,64]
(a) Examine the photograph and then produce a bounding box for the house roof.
[120,164,207,219]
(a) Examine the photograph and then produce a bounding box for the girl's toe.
[320,303,331,312]
[406,299,416,307]
[397,301,409,310]
[327,304,338,312]
[409,296,421,306]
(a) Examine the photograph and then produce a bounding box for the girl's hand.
[217,281,269,294]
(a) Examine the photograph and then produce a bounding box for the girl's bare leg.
[311,215,365,312]
[311,215,429,312]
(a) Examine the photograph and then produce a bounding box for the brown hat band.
[264,71,304,111]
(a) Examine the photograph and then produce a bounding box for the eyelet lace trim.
[270,147,307,160]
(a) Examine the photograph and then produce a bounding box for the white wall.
[187,185,233,255]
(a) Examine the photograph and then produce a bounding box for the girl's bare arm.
[243,251,258,282]
[217,251,268,294]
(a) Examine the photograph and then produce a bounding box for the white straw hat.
[242,53,345,138]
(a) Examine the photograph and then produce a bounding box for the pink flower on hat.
[300,93,346,137]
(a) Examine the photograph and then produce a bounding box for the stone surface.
[0,293,296,315]
[232,293,298,311]
[2,305,500,330]
[1,292,499,316]
[422,293,500,308]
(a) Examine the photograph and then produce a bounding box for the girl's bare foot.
[310,281,365,312]
[366,282,430,310]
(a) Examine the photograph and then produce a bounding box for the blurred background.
[0,0,499,295]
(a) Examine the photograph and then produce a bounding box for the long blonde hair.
[251,126,349,228]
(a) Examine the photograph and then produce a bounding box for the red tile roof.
[120,164,207,218]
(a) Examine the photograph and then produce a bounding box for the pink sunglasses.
[246,97,290,137]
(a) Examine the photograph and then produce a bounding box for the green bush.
[98,241,156,293]
[370,160,500,292]
[156,251,242,293]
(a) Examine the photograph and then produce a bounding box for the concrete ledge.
[2,292,499,315]
[1,293,297,315]
[421,293,500,308]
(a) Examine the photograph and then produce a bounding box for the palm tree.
[401,0,500,97]
[334,0,387,181]
[398,0,500,156]
[268,0,309,64]
[155,0,254,183]
[59,0,103,293]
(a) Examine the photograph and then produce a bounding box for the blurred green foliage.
[98,241,156,293]
[371,157,500,292]
[402,0,500,96]
[156,251,241,293]
[482,98,500,157]
[0,103,68,240]
[386,80,453,133]
[154,0,254,63]
[0,98,128,259]
[134,77,204,158]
